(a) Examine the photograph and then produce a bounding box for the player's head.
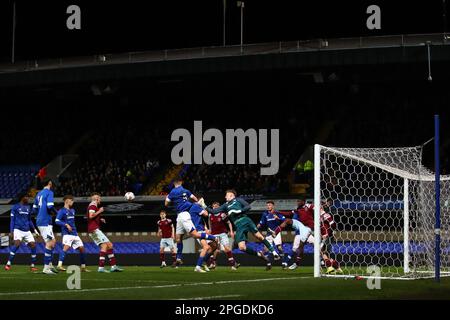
[173,179,183,187]
[18,192,29,204]
[160,210,167,219]
[43,179,53,189]
[225,189,237,202]
[297,197,306,207]
[91,192,101,204]
[266,200,275,211]
[212,201,220,209]
[325,198,333,207]
[63,195,74,208]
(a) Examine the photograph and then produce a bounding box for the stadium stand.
[0,166,39,199]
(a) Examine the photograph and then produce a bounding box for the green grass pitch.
[0,266,449,300]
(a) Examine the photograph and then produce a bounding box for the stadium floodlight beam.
[237,1,245,53]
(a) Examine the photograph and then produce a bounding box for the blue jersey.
[55,207,78,236]
[259,210,286,231]
[189,203,206,231]
[166,186,194,213]
[10,204,35,232]
[34,188,55,227]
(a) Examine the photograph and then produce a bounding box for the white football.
[124,192,135,201]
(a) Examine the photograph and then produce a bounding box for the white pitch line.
[0,276,171,284]
[173,294,243,300]
[0,276,309,296]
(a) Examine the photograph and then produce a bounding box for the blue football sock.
[8,246,19,264]
[80,252,86,265]
[283,254,291,264]
[59,250,66,264]
[196,256,205,267]
[176,243,183,260]
[30,247,37,265]
[44,248,53,266]
[200,233,216,241]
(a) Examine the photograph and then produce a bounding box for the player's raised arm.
[236,197,251,212]
[206,202,228,215]
[190,193,199,203]
[88,206,104,219]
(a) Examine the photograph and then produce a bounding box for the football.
[124,192,135,201]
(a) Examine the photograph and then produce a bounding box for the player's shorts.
[13,229,35,244]
[291,219,312,244]
[160,238,175,250]
[214,233,230,250]
[62,235,84,250]
[38,225,54,242]
[265,233,282,246]
[89,229,110,246]
[234,216,259,243]
[176,211,196,235]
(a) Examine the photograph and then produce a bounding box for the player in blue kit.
[4,193,39,272]
[257,201,286,270]
[33,179,58,274]
[55,195,90,272]
[165,179,217,270]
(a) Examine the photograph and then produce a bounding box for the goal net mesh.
[318,145,450,279]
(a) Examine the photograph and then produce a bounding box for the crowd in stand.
[55,122,166,197]
[182,163,290,195]
[57,159,160,197]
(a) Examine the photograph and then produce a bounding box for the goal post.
[313,142,450,280]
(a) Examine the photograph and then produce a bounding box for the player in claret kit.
[157,210,176,268]
[207,202,240,270]
[257,200,286,270]
[55,195,90,272]
[87,193,123,273]
[4,193,39,272]
[320,199,342,274]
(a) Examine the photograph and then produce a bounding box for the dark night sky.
[0,0,446,62]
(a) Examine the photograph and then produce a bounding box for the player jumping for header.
[205,189,280,262]
[165,179,217,269]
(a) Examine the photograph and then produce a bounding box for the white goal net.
[314,144,450,279]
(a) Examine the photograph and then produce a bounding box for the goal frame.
[313,139,448,280]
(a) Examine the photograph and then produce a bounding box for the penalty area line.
[0,276,310,296]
